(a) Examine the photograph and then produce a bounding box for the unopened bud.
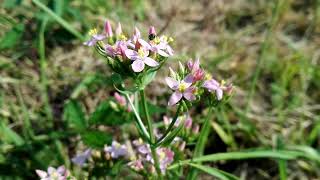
[192,124,200,134]
[116,22,122,36]
[104,20,113,37]
[148,26,156,40]
[179,141,186,151]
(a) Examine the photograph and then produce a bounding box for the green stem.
[156,103,182,144]
[187,107,213,180]
[139,90,162,179]
[124,93,150,141]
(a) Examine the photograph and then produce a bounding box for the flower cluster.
[84,20,173,77]
[36,166,75,180]
[130,139,174,174]
[166,58,233,106]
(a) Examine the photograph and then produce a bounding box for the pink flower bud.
[184,116,192,129]
[116,22,122,36]
[192,124,199,134]
[163,116,170,126]
[114,92,126,106]
[224,84,233,96]
[104,20,113,37]
[179,141,186,151]
[149,26,156,36]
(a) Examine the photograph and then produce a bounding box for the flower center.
[119,34,127,41]
[138,48,145,57]
[159,151,165,160]
[88,28,98,36]
[179,83,187,92]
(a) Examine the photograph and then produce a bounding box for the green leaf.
[32,0,84,40]
[0,23,24,50]
[169,150,304,170]
[0,121,24,146]
[63,100,86,130]
[88,100,132,126]
[3,0,22,9]
[81,131,112,148]
[187,163,239,180]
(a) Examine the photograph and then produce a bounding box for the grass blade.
[187,163,239,180]
[32,0,84,41]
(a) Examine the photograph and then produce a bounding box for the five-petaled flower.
[71,149,92,167]
[203,78,232,101]
[36,166,74,180]
[125,47,159,72]
[104,141,128,159]
[166,75,196,106]
[83,28,106,47]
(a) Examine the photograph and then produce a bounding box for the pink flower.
[166,75,196,106]
[138,39,172,57]
[203,78,231,101]
[83,28,106,46]
[158,148,174,174]
[125,48,159,72]
[104,20,113,37]
[104,141,127,159]
[105,40,127,58]
[187,58,204,82]
[36,166,74,180]
[128,159,144,171]
[71,149,92,166]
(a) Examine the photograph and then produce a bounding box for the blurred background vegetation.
[0,0,320,179]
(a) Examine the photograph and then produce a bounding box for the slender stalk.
[187,107,213,180]
[156,103,182,144]
[140,90,162,179]
[124,93,150,140]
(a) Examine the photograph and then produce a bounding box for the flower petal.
[157,49,169,57]
[168,92,183,106]
[138,39,151,49]
[165,77,179,90]
[35,170,48,178]
[125,49,138,60]
[183,74,194,88]
[216,88,223,100]
[93,34,106,41]
[183,91,196,101]
[131,60,145,72]
[203,79,219,91]
[144,57,159,67]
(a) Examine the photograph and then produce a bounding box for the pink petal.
[203,79,219,91]
[131,60,145,72]
[216,88,223,101]
[183,91,196,101]
[165,77,179,90]
[157,49,169,57]
[35,170,47,178]
[193,58,200,72]
[144,57,159,67]
[138,39,151,49]
[116,22,122,36]
[183,74,194,88]
[168,92,183,106]
[125,49,138,60]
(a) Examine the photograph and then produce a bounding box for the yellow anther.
[154,37,161,44]
[178,83,187,92]
[119,34,127,41]
[220,80,225,86]
[168,37,174,43]
[205,73,212,80]
[138,48,145,57]
[88,28,98,36]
